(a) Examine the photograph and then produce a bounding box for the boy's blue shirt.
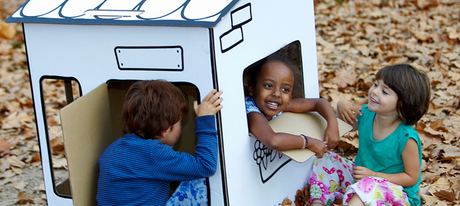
[96,115,217,206]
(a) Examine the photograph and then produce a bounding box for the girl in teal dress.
[308,64,431,206]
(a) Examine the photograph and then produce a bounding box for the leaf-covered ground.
[1,0,459,205]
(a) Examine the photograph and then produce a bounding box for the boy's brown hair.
[121,80,189,139]
[376,64,431,125]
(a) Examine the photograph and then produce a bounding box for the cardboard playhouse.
[7,0,351,205]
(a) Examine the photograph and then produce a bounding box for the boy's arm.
[153,90,223,181]
[153,116,218,181]
[248,112,327,157]
[285,98,340,149]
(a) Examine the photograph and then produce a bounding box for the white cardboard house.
[7,0,326,205]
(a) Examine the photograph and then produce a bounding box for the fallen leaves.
[1,0,460,205]
[1,1,49,204]
[283,0,460,205]
[429,177,456,202]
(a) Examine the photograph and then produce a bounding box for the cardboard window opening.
[60,81,201,206]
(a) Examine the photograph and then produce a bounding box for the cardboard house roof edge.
[6,0,239,27]
[10,0,329,205]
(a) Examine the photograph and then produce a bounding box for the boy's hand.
[337,99,362,124]
[194,90,223,117]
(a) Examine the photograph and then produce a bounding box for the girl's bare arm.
[286,98,340,149]
[353,138,420,187]
[247,112,326,157]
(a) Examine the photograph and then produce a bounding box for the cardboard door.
[60,83,115,206]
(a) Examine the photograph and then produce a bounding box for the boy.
[97,80,223,205]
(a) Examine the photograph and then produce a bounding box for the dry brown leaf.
[0,21,16,40]
[37,183,45,191]
[0,169,15,178]
[429,177,456,201]
[11,166,23,175]
[13,181,27,190]
[429,119,449,132]
[30,152,41,163]
[316,36,335,55]
[0,138,16,156]
[280,197,293,206]
[49,136,64,155]
[421,194,447,206]
[340,135,359,150]
[356,45,370,56]
[446,27,460,41]
[3,155,25,168]
[16,191,34,204]
[295,184,310,206]
[449,176,460,200]
[52,157,68,169]
[0,176,12,185]
[410,28,432,41]
[331,69,357,88]
[440,145,460,159]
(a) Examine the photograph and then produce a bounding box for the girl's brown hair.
[376,64,431,125]
[121,80,189,139]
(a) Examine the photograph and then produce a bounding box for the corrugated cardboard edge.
[61,83,114,206]
[252,112,352,163]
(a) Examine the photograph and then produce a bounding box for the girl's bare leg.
[312,199,325,206]
[346,194,364,206]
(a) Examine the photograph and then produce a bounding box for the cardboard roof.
[6,0,239,27]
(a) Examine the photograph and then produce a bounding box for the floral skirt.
[309,152,355,205]
[343,176,410,206]
[309,152,410,206]
[166,178,207,206]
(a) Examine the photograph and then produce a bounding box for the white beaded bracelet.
[300,134,309,149]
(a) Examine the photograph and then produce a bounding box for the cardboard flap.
[254,112,352,163]
[61,83,114,206]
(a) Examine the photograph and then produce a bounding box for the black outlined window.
[40,77,81,197]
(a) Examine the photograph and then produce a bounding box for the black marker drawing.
[253,139,292,183]
[219,3,252,53]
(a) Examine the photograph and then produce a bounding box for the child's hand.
[193,90,223,117]
[307,138,327,158]
[323,125,340,149]
[337,99,362,124]
[352,166,375,181]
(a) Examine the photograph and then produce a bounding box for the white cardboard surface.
[12,0,325,205]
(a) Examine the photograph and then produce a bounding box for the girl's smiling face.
[249,61,294,120]
[368,79,399,116]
